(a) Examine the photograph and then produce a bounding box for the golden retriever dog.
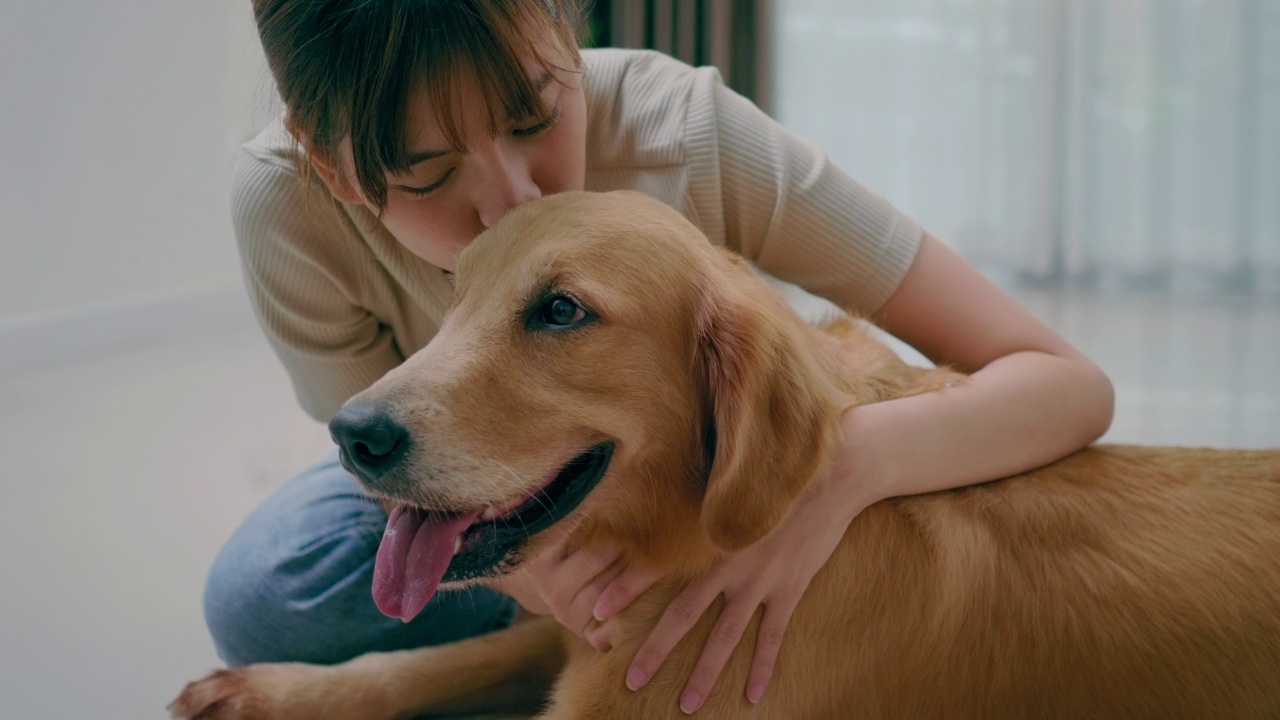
[173,191,1280,719]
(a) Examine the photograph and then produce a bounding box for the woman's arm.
[846,231,1115,503]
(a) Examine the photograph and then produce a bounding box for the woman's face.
[329,50,587,272]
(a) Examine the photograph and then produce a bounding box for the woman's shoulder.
[581,47,724,114]
[232,118,312,235]
[581,47,699,85]
[581,48,722,168]
[231,116,316,229]
[230,116,371,270]
[239,115,303,172]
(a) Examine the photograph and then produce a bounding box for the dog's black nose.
[329,403,411,482]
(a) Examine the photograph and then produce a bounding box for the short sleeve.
[695,70,924,315]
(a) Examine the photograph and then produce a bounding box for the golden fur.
[173,191,1280,719]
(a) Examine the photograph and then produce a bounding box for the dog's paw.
[168,664,329,720]
[169,667,264,720]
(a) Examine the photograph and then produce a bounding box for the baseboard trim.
[0,286,252,375]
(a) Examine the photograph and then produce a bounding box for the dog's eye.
[537,296,587,327]
[540,294,586,325]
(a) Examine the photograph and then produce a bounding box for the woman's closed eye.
[397,103,561,198]
[399,168,456,198]
[513,104,562,138]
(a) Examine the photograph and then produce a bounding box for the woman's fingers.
[581,562,663,651]
[572,559,627,650]
[625,578,719,693]
[594,562,663,620]
[527,537,621,621]
[744,599,795,704]
[676,600,756,714]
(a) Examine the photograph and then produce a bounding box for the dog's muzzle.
[329,403,413,494]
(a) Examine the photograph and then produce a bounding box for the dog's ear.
[695,252,844,552]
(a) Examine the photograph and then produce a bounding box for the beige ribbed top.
[233,48,923,422]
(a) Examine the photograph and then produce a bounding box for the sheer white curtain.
[773,0,1280,295]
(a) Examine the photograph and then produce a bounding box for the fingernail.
[680,690,702,714]
[625,666,647,691]
[594,600,611,621]
[747,683,765,703]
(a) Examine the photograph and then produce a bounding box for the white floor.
[1,289,1277,719]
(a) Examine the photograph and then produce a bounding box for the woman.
[206,0,1114,713]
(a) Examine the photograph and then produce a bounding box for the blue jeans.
[203,450,519,667]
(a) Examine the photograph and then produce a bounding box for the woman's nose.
[476,143,541,229]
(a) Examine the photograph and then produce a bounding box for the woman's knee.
[202,456,390,666]
[202,456,519,667]
[204,522,391,665]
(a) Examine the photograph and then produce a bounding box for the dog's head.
[330,191,847,621]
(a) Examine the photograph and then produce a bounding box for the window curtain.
[772,0,1280,295]
[586,0,773,111]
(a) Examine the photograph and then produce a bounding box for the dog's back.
[824,445,1280,717]
[560,445,1280,720]
[812,311,1280,714]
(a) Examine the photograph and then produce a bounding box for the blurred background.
[1,1,1277,717]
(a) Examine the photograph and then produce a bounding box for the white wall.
[0,2,279,365]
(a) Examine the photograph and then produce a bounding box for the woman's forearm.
[836,349,1115,509]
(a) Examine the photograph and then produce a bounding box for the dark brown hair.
[252,0,584,209]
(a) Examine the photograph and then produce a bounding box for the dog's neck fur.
[595,310,958,580]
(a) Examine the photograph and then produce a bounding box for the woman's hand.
[516,537,664,652]
[615,489,865,712]
[509,501,854,714]
[600,434,880,714]
[508,413,881,714]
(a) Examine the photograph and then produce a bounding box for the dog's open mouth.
[372,442,614,623]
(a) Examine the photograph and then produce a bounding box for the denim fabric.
[203,450,518,667]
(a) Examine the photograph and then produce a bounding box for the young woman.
[206,0,1114,713]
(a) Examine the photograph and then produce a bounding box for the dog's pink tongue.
[373,505,482,623]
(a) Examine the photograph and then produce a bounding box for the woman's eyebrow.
[405,71,555,167]
[531,69,553,93]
